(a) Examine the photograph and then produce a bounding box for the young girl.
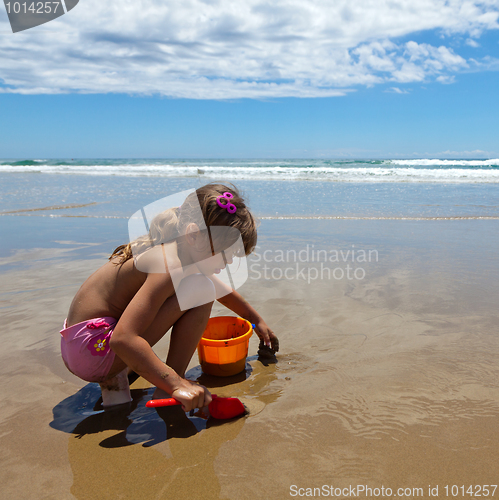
[60,183,278,410]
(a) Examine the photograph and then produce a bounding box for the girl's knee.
[176,274,216,310]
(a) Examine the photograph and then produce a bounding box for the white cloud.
[436,75,456,84]
[385,87,411,94]
[0,0,498,98]
[465,38,480,47]
[436,149,494,158]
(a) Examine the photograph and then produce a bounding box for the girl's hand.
[254,320,279,352]
[171,380,212,412]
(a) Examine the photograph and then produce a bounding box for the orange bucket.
[197,316,253,376]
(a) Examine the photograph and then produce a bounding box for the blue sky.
[0,0,498,159]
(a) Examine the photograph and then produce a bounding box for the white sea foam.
[1,159,498,183]
[389,159,499,167]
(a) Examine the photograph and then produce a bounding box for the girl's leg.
[101,274,215,406]
[166,299,213,378]
[151,300,213,400]
[100,368,132,408]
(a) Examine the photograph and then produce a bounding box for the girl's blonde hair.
[109,183,258,265]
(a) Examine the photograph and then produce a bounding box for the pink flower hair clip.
[216,192,237,214]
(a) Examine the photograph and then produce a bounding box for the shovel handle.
[146,398,180,408]
[146,394,218,408]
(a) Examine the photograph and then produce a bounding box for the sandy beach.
[1,217,498,499]
[1,0,498,492]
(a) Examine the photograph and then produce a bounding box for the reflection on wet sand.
[2,219,499,499]
[50,363,278,500]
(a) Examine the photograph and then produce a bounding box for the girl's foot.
[100,368,132,408]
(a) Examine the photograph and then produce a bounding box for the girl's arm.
[216,289,279,351]
[109,272,210,411]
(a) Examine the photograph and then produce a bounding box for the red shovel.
[146,394,247,419]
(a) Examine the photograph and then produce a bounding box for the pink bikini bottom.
[60,317,118,383]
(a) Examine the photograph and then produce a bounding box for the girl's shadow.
[49,364,253,448]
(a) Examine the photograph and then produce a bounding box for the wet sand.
[1,219,498,499]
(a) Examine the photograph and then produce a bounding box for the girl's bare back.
[66,258,146,327]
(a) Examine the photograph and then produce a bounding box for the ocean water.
[1,158,498,259]
[1,158,499,216]
[2,158,499,183]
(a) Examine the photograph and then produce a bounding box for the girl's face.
[183,225,239,276]
[196,251,232,276]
